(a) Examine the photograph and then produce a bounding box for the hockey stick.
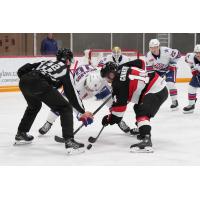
[88,125,105,143]
[86,126,106,150]
[54,95,112,143]
[72,60,78,75]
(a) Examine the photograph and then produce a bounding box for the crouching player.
[39,64,136,135]
[100,61,168,153]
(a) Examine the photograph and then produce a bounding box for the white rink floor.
[1,83,200,166]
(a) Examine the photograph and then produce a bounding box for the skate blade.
[171,107,179,111]
[13,140,32,145]
[130,146,154,153]
[66,147,85,155]
[183,110,194,114]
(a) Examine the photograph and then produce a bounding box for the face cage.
[112,53,121,62]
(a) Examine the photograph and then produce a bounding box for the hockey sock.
[167,82,178,101]
[46,110,60,124]
[188,85,197,105]
[136,116,151,139]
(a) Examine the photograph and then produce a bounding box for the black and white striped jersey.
[35,60,67,83]
[18,60,85,114]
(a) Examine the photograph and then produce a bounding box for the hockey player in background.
[100,61,168,152]
[39,64,137,136]
[97,46,130,67]
[183,44,200,113]
[146,39,181,110]
[15,48,93,154]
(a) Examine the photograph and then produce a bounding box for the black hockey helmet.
[100,61,118,78]
[56,48,74,64]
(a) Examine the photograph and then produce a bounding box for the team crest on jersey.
[154,63,167,70]
[164,49,169,53]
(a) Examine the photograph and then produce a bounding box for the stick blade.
[88,136,96,143]
[54,135,65,143]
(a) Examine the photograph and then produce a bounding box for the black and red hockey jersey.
[110,66,166,118]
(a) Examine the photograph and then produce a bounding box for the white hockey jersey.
[146,47,181,73]
[185,53,199,68]
[73,64,111,100]
[98,54,130,67]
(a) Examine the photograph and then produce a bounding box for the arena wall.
[0,56,192,92]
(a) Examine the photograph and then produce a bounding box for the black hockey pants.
[134,86,168,137]
[17,71,73,139]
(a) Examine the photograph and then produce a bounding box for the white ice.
[0,83,200,165]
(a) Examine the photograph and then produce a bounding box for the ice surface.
[0,83,200,165]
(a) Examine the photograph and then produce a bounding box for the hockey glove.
[77,112,93,127]
[168,65,177,71]
[102,114,122,126]
[192,70,199,76]
[95,86,111,100]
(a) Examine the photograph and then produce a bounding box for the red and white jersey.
[110,66,166,118]
[98,54,130,67]
[146,46,181,72]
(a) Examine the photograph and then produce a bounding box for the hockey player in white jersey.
[183,44,200,113]
[146,39,181,110]
[97,46,130,68]
[39,64,136,135]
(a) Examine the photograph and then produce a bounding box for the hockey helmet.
[85,71,103,92]
[112,46,122,62]
[56,48,74,65]
[100,61,118,78]
[149,39,160,48]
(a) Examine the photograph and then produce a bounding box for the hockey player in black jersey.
[100,61,168,152]
[15,48,93,154]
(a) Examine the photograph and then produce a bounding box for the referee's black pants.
[18,71,74,139]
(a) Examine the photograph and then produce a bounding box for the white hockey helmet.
[149,39,160,48]
[85,71,103,92]
[194,44,200,53]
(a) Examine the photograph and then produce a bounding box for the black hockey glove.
[102,114,122,126]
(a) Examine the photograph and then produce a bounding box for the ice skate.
[39,121,52,135]
[65,138,85,155]
[130,135,153,153]
[129,128,140,136]
[183,104,195,114]
[14,131,34,145]
[118,121,139,136]
[170,100,179,111]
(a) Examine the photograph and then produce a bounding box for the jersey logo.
[154,63,167,70]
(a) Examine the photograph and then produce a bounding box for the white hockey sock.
[167,82,178,102]
[46,111,59,124]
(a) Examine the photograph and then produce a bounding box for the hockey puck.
[87,144,92,150]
